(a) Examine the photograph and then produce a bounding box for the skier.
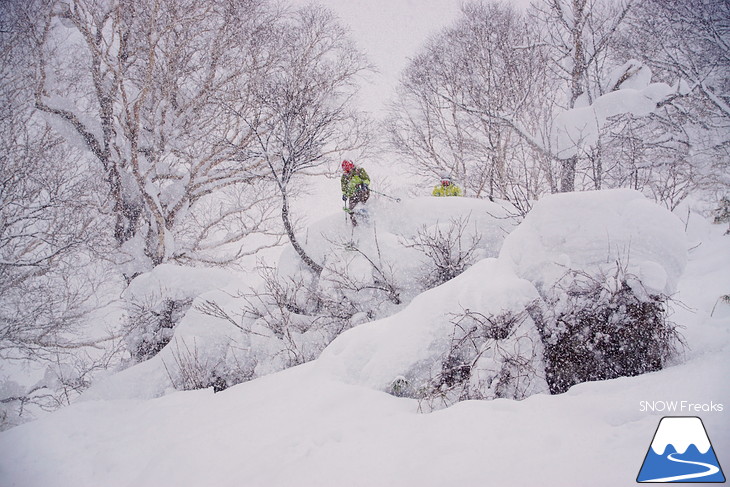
[341,159,370,226]
[432,175,462,197]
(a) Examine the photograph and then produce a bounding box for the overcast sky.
[288,1,533,115]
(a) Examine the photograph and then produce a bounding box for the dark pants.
[347,187,370,226]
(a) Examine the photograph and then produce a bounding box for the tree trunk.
[560,156,577,193]
[281,193,323,276]
[561,0,587,194]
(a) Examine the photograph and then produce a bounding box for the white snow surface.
[500,188,687,296]
[319,257,547,395]
[1,191,728,487]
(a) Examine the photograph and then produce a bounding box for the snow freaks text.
[639,401,724,413]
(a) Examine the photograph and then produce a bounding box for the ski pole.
[369,188,401,202]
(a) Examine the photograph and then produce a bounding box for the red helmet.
[341,160,354,173]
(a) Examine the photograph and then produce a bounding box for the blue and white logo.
[637,416,726,483]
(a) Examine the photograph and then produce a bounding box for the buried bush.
[403,215,482,290]
[713,196,730,225]
[414,306,547,412]
[193,258,383,388]
[536,267,685,395]
[124,297,194,361]
[161,338,256,393]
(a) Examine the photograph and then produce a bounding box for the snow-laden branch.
[552,68,691,159]
[699,82,730,119]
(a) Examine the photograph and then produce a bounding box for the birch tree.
[245,6,371,276]
[1,0,121,429]
[389,0,691,200]
[387,3,551,204]
[529,0,634,192]
[1,0,110,360]
[616,0,730,206]
[35,0,282,279]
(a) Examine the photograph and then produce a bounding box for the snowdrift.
[1,189,728,487]
[318,258,548,400]
[84,196,517,401]
[318,188,688,402]
[499,188,687,296]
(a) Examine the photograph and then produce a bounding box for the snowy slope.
[80,196,517,402]
[0,191,727,487]
[317,257,545,393]
[0,332,726,487]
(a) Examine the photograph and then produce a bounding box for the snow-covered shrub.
[536,266,683,394]
[125,297,192,361]
[0,378,57,431]
[402,215,482,289]
[321,239,404,307]
[121,265,234,362]
[500,189,689,393]
[161,338,254,393]
[713,196,730,234]
[191,260,377,386]
[319,258,549,408]
[236,266,328,368]
[416,304,545,411]
[715,295,730,317]
[0,348,125,430]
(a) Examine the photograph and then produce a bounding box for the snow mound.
[123,263,236,304]
[279,196,516,278]
[318,258,548,399]
[83,265,240,401]
[499,188,687,296]
[87,196,518,401]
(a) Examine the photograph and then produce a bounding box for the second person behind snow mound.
[341,159,370,226]
[432,175,462,197]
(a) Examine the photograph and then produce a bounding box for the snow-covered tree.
[387,2,551,206]
[35,0,282,279]
[245,5,371,276]
[528,0,634,192]
[390,0,699,206]
[614,0,730,208]
[1,0,121,429]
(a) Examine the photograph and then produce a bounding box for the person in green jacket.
[341,159,370,226]
[432,175,462,197]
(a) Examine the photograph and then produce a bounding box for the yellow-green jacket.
[341,167,370,197]
[432,184,462,197]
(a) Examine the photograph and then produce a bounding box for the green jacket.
[341,167,370,197]
[432,184,462,197]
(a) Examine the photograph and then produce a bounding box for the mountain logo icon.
[637,416,726,483]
